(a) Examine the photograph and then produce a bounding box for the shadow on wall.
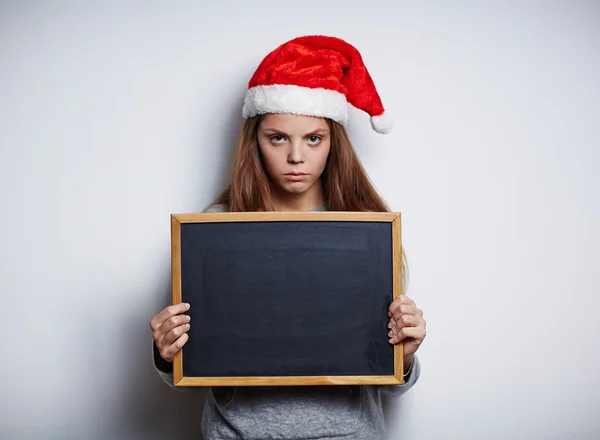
[115,274,207,440]
[112,94,248,439]
[196,87,248,207]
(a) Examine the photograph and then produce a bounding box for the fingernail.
[185,303,190,309]
[185,324,190,330]
[388,322,392,329]
[388,331,392,337]
[389,338,394,344]
[186,315,191,322]
[388,312,391,317]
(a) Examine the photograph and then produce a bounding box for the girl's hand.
[387,295,426,357]
[149,303,191,362]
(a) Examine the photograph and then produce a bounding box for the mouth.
[283,172,309,181]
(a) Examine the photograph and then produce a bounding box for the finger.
[390,326,426,345]
[388,295,415,316]
[389,316,420,339]
[160,320,191,348]
[395,314,421,330]
[387,297,403,315]
[159,313,191,335]
[150,303,190,331]
[160,333,189,362]
[392,305,420,324]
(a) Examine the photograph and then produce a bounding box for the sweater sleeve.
[152,339,198,392]
[376,355,421,397]
[152,339,203,393]
[152,339,178,390]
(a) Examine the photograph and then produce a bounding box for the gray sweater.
[152,202,420,439]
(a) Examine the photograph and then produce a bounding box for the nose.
[287,139,304,164]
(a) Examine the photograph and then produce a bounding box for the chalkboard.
[170,211,404,386]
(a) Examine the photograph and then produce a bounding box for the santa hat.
[242,35,393,134]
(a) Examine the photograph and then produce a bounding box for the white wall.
[1,1,598,439]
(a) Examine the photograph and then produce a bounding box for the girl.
[149,35,427,440]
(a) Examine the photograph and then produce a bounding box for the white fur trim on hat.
[370,112,393,134]
[242,84,349,125]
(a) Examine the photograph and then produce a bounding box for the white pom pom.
[370,112,393,134]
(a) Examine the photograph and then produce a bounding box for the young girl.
[149,35,427,440]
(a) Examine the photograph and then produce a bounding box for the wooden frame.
[170,211,403,386]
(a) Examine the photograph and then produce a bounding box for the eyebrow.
[261,127,329,136]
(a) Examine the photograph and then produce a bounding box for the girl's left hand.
[388,295,426,357]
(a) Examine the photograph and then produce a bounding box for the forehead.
[260,113,329,132]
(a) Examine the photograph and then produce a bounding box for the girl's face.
[257,113,331,197]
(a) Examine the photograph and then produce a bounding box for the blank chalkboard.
[170,211,403,386]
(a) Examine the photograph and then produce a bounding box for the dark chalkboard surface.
[170,212,403,386]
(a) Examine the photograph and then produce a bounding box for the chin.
[280,181,312,195]
[284,185,310,195]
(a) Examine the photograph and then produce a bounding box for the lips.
[283,172,308,181]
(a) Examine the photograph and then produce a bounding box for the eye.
[270,135,286,144]
[307,135,322,145]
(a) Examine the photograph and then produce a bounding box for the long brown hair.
[213,115,410,288]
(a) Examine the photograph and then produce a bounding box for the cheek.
[314,143,331,170]
[258,143,285,175]
[262,149,284,171]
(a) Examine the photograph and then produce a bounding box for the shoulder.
[202,203,229,213]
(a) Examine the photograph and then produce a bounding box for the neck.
[269,184,325,212]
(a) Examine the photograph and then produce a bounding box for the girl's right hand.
[149,302,191,362]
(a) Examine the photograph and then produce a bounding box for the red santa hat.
[242,35,393,134]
